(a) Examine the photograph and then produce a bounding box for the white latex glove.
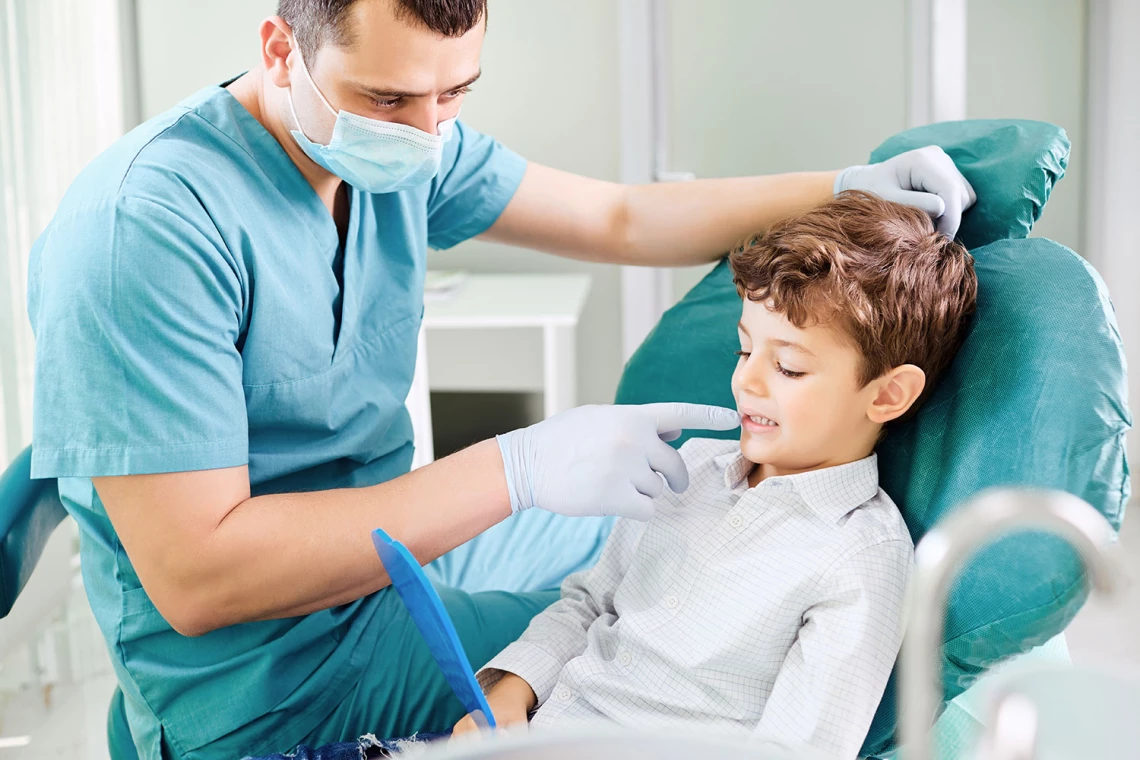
[497,403,740,521]
[835,145,977,238]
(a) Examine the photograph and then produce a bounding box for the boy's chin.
[738,434,778,465]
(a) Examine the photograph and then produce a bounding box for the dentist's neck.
[227,66,343,212]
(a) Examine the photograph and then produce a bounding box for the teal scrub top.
[26,84,527,758]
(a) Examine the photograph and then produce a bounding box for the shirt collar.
[716,449,754,493]
[715,449,880,522]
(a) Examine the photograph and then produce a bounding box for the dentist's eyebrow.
[355,70,482,100]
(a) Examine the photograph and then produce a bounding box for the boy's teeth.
[749,415,777,426]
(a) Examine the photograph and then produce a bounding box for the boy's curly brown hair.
[729,190,977,410]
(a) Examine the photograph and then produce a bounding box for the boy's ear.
[867,365,926,424]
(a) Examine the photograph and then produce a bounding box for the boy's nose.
[740,364,769,397]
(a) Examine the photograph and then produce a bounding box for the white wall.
[665,0,910,302]
[137,0,275,118]
[967,0,1087,252]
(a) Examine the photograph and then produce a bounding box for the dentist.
[26,1,974,758]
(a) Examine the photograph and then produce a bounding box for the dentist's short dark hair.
[278,0,487,62]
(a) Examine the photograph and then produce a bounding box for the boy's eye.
[777,363,806,379]
[735,350,750,358]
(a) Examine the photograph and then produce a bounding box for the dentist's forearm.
[220,441,514,625]
[96,440,512,636]
[482,163,837,268]
[618,170,838,266]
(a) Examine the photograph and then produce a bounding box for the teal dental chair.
[616,119,1130,757]
[0,446,138,760]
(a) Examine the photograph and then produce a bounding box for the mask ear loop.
[293,42,339,117]
[286,39,339,146]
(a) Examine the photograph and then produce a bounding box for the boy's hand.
[451,673,537,740]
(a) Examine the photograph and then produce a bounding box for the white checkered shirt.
[479,438,914,760]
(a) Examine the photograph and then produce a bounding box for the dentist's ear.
[260,17,297,89]
[867,364,926,424]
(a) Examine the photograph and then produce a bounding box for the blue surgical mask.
[287,51,457,194]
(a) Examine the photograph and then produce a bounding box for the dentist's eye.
[442,86,472,100]
[777,363,805,378]
[372,97,403,109]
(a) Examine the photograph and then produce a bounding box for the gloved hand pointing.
[497,403,740,521]
[835,145,977,238]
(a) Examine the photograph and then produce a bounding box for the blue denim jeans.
[243,731,450,760]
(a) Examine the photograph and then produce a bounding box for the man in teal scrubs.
[26,1,974,758]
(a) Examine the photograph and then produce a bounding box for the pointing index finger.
[648,403,741,436]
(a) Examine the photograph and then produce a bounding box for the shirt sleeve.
[751,539,913,760]
[425,120,528,250]
[477,518,646,705]
[28,194,248,478]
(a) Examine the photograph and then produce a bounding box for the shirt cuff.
[477,641,567,706]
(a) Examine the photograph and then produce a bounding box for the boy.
[453,191,978,759]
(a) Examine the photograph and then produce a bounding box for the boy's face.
[731,298,886,478]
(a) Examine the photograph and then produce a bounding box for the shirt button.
[618,651,633,666]
[728,514,744,529]
[665,594,679,609]
[555,686,573,702]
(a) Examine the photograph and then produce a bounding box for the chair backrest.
[613,234,1130,756]
[0,446,67,617]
